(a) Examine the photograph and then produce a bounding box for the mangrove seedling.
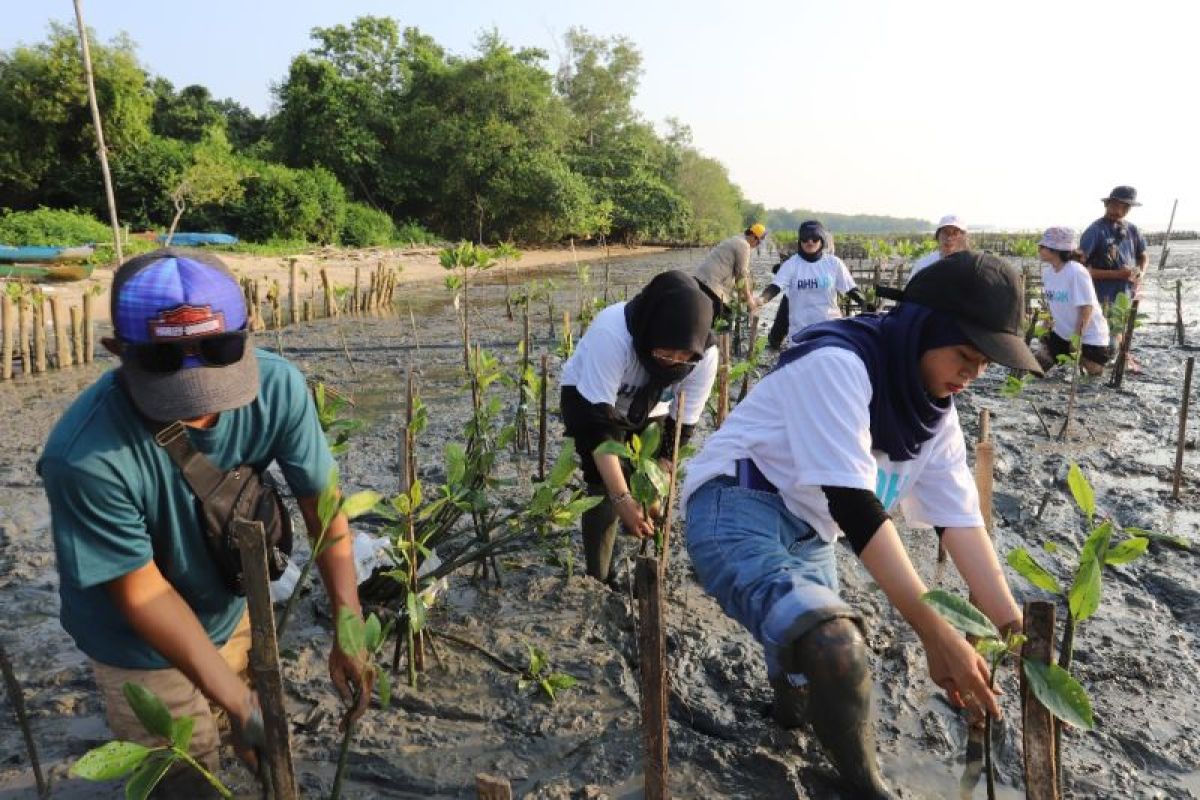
[312,382,363,457]
[492,241,521,320]
[594,423,670,552]
[518,642,578,703]
[330,609,392,800]
[71,683,232,799]
[277,466,382,637]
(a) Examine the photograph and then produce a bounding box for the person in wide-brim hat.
[679,250,1035,798]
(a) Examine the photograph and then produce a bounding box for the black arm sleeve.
[821,486,891,556]
[656,418,695,462]
[760,284,781,303]
[845,287,866,307]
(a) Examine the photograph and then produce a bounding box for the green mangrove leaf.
[640,424,662,462]
[1043,541,1059,553]
[125,750,176,800]
[1069,521,1112,622]
[341,490,382,520]
[1006,549,1063,594]
[974,638,1007,662]
[549,439,577,487]
[122,683,173,740]
[526,643,547,677]
[593,439,630,459]
[445,442,466,485]
[406,592,427,633]
[70,740,152,781]
[364,613,383,653]
[377,667,392,710]
[336,608,366,658]
[1066,463,1095,521]
[169,715,194,751]
[1125,527,1191,550]
[1022,659,1094,730]
[921,590,999,639]
[629,471,658,509]
[1104,537,1149,565]
[642,459,669,499]
[317,467,340,529]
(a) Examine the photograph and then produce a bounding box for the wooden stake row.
[238,261,399,335]
[1,292,95,381]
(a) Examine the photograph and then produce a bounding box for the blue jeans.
[685,476,859,679]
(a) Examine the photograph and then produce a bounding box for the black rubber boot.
[791,618,895,800]
[769,675,808,729]
[581,484,620,583]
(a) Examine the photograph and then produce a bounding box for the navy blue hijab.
[775,303,969,461]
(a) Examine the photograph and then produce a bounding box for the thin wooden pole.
[320,267,335,318]
[1176,280,1186,346]
[716,334,731,426]
[0,643,48,798]
[18,295,31,376]
[534,354,549,482]
[288,258,300,325]
[70,305,83,366]
[232,519,299,800]
[636,556,669,800]
[50,297,71,369]
[975,409,994,533]
[82,293,94,363]
[659,395,685,574]
[1,294,13,380]
[31,297,47,374]
[1173,357,1195,501]
[1022,601,1059,800]
[73,0,123,265]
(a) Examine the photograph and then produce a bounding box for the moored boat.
[0,244,95,263]
[157,232,239,246]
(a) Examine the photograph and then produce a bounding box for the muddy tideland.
[2,244,1198,799]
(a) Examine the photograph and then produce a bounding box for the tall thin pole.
[73,0,123,265]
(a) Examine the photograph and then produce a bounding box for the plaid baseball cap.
[112,248,259,421]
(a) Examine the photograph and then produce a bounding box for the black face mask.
[621,271,714,426]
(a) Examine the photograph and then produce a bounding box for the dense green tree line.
[767,207,932,235]
[0,18,763,246]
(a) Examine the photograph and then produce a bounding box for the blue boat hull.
[158,233,239,246]
[0,245,95,263]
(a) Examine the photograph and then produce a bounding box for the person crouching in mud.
[559,271,718,583]
[680,251,1039,798]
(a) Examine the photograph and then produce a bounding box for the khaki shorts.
[91,611,252,772]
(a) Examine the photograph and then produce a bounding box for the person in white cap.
[907,215,969,283]
[1035,227,1112,375]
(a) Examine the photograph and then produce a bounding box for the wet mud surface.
[1,245,1199,798]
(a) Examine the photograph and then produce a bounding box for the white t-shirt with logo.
[680,347,983,541]
[771,254,856,335]
[1040,261,1109,347]
[560,303,719,425]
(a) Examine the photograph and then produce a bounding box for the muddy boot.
[581,484,620,584]
[769,675,808,729]
[791,618,895,800]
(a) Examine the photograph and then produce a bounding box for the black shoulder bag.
[147,419,294,596]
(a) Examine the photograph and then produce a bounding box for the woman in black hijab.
[559,271,718,582]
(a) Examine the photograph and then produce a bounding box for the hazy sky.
[4,0,1197,231]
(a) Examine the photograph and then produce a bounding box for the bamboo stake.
[31,297,46,374]
[2,294,13,380]
[50,297,71,368]
[232,519,299,800]
[0,643,47,798]
[73,0,123,265]
[352,266,361,315]
[82,292,94,363]
[716,334,731,426]
[1173,357,1194,501]
[320,268,335,318]
[975,409,994,533]
[18,295,31,376]
[659,394,685,574]
[288,258,299,325]
[1176,280,1186,346]
[637,556,669,800]
[1022,601,1059,800]
[538,354,549,482]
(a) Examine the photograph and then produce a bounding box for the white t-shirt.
[771,254,856,335]
[680,347,983,541]
[1041,261,1110,347]
[560,303,719,425]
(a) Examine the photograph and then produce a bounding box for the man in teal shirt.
[39,249,372,793]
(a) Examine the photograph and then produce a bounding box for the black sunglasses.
[122,330,248,373]
[800,236,823,243]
